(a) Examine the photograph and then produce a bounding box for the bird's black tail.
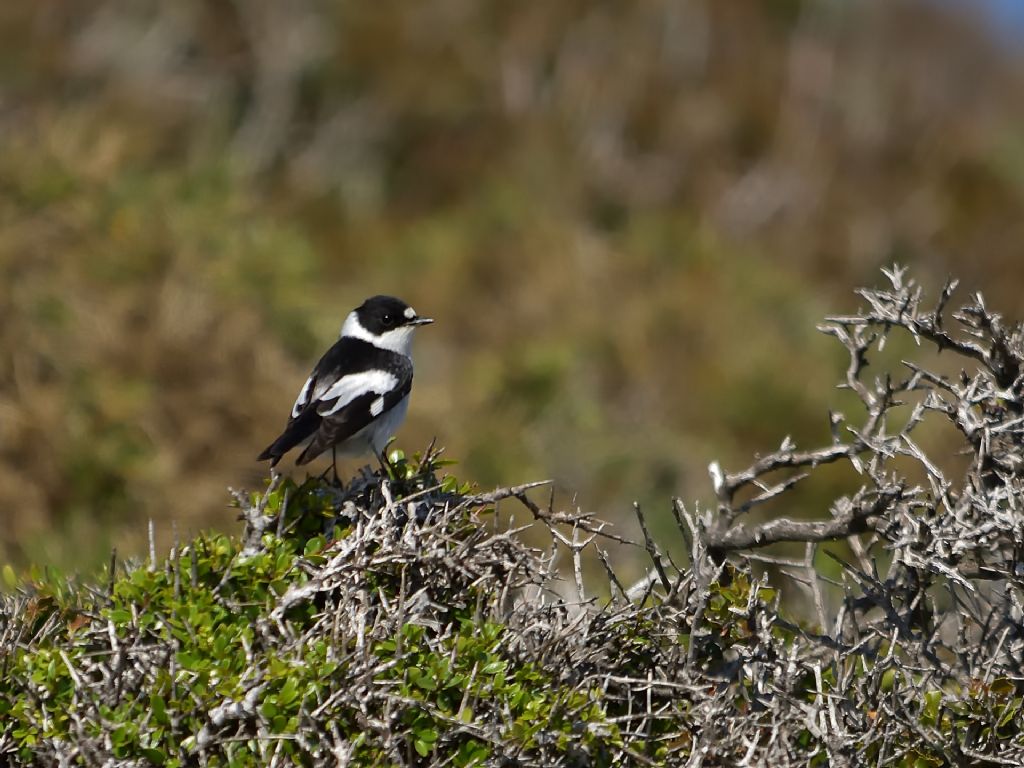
[256,442,283,467]
[257,409,321,467]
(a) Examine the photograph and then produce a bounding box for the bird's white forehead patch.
[404,306,416,319]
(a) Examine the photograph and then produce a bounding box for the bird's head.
[341,295,433,354]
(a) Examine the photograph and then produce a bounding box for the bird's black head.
[355,295,433,336]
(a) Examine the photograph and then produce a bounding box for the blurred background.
[2,0,1024,576]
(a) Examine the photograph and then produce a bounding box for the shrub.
[3,268,1024,766]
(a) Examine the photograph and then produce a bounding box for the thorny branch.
[703,266,1024,561]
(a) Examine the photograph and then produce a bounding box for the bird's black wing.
[257,338,412,466]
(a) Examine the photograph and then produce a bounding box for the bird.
[258,295,433,469]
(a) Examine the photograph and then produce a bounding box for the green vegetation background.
[2,1,1023,573]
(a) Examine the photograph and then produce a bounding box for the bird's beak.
[411,316,434,326]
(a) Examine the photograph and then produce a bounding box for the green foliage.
[2,447,1023,765]
[0,454,626,765]
[1,529,304,764]
[374,621,616,765]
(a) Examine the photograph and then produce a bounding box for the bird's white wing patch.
[319,370,398,416]
[291,375,315,417]
[370,395,386,416]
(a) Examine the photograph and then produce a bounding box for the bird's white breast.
[343,394,410,455]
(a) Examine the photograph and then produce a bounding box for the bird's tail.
[256,442,283,467]
[257,408,321,467]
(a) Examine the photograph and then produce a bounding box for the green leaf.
[150,694,169,726]
[998,697,1023,727]
[303,536,326,556]
[412,670,437,691]
[140,748,167,765]
[921,690,941,726]
[279,677,299,707]
[990,677,1015,696]
[414,727,438,744]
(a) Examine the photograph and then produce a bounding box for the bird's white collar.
[340,311,417,356]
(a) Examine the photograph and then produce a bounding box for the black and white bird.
[258,295,433,468]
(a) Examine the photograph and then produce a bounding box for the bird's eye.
[381,314,393,326]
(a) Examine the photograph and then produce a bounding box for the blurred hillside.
[2,0,1024,571]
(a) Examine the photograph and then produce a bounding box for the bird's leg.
[316,447,340,485]
[376,449,391,478]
